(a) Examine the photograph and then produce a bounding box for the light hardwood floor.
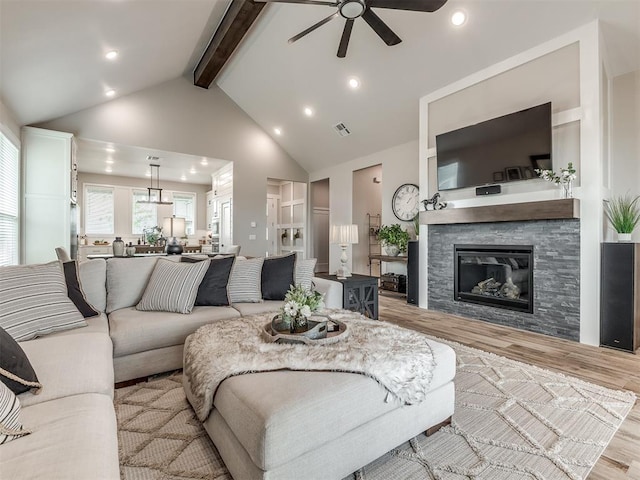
[378,293,640,479]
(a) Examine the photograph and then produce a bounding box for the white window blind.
[173,193,196,235]
[85,186,114,235]
[132,189,157,234]
[0,131,19,265]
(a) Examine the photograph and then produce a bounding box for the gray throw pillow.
[0,261,87,341]
[0,327,42,395]
[136,259,210,314]
[228,257,264,303]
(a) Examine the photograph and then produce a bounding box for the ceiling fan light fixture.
[339,0,365,19]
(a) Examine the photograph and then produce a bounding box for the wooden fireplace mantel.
[419,198,580,225]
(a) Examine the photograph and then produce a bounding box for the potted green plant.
[377,224,410,256]
[604,194,640,242]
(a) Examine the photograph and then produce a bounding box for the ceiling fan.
[256,0,447,58]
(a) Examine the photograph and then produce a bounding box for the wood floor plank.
[378,293,640,479]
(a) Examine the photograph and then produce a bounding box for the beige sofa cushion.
[78,258,107,312]
[0,393,119,480]
[231,301,283,317]
[110,306,241,357]
[18,333,114,407]
[105,256,180,313]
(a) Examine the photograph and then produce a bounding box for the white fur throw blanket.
[184,310,437,422]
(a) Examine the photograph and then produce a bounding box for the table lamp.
[163,216,186,255]
[330,224,359,279]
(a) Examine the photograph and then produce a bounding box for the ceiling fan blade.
[337,18,355,58]
[288,11,340,43]
[367,0,447,12]
[255,0,338,6]
[361,8,401,46]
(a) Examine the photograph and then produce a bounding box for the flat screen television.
[435,102,552,191]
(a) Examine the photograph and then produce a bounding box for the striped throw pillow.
[228,257,264,303]
[0,381,31,444]
[0,261,87,341]
[136,259,210,314]
[295,258,317,290]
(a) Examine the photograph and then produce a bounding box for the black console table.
[317,274,378,320]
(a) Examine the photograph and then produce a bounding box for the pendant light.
[137,163,173,205]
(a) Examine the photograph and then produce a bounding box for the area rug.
[114,339,635,480]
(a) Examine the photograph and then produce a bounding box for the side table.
[317,274,378,320]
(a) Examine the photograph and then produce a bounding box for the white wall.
[0,98,20,144]
[310,140,418,275]
[610,70,640,242]
[37,76,308,257]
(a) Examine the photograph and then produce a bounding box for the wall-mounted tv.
[435,102,552,191]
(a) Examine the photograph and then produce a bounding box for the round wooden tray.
[261,315,348,345]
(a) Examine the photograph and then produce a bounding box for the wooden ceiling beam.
[194,0,266,89]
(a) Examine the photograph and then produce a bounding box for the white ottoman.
[183,337,456,480]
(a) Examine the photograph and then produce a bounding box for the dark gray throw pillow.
[181,256,235,306]
[63,261,99,318]
[261,253,296,301]
[0,327,42,395]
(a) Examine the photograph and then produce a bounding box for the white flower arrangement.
[280,284,324,330]
[534,162,576,185]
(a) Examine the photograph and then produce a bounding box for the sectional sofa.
[0,255,342,479]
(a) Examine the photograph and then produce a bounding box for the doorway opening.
[311,178,330,273]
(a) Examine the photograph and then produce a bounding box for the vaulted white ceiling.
[1,0,639,177]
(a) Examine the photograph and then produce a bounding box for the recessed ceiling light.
[145,170,152,177]
[105,166,113,173]
[189,168,196,174]
[106,158,114,164]
[274,127,282,136]
[105,50,118,60]
[180,175,187,181]
[348,77,360,89]
[105,89,116,97]
[451,10,467,26]
[105,146,115,153]
[303,107,314,117]
[200,158,208,166]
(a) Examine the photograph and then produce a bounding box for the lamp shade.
[330,224,358,245]
[163,216,186,238]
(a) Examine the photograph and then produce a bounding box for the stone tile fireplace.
[427,218,580,341]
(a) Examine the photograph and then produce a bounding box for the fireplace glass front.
[454,245,533,313]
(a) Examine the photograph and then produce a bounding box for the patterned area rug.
[114,339,635,480]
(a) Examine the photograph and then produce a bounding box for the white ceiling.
[1,0,639,177]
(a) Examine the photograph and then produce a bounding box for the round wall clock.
[392,183,420,221]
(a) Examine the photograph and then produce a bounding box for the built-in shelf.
[369,254,408,263]
[420,198,580,225]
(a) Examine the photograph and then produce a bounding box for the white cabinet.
[21,127,76,264]
[77,245,111,261]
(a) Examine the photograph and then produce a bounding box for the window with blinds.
[132,189,158,234]
[173,193,196,235]
[85,185,114,235]
[0,130,19,265]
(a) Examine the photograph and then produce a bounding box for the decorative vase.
[126,245,136,257]
[618,233,633,242]
[561,181,573,199]
[112,237,125,257]
[384,244,400,256]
